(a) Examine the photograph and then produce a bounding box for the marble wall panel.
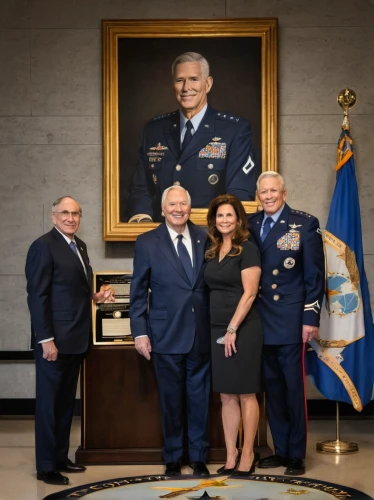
[0,277,30,351]
[279,27,374,115]
[0,30,30,116]
[0,117,101,145]
[31,30,100,116]
[0,145,101,275]
[227,0,374,27]
[278,144,336,226]
[0,364,35,398]
[0,0,226,29]
[96,0,225,23]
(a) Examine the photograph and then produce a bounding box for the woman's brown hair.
[205,194,250,261]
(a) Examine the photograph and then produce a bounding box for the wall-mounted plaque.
[93,271,134,345]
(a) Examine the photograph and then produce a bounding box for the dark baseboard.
[0,399,81,416]
[0,398,373,418]
[0,351,34,361]
[307,399,374,419]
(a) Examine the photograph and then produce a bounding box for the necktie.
[261,217,273,242]
[177,234,194,283]
[69,240,79,255]
[182,120,193,150]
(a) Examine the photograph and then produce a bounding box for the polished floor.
[0,417,373,500]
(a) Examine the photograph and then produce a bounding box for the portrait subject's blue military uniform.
[248,203,325,460]
[127,105,257,221]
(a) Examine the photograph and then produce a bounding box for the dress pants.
[152,334,211,464]
[262,343,307,459]
[34,346,82,472]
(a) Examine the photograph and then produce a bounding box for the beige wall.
[1,0,373,399]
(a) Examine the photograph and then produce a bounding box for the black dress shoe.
[37,470,69,485]
[165,462,181,476]
[190,461,210,476]
[217,449,241,474]
[284,458,305,476]
[258,454,289,468]
[231,455,256,476]
[57,458,86,473]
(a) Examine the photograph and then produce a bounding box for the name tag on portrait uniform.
[277,231,300,251]
[199,140,227,159]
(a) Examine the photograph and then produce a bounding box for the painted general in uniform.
[126,51,257,223]
[247,172,325,476]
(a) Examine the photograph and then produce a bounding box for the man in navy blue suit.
[247,172,325,476]
[25,196,115,485]
[130,185,211,476]
[126,51,257,222]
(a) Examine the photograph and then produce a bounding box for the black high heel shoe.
[216,449,242,474]
[231,455,256,476]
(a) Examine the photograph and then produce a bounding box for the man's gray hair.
[161,185,191,206]
[171,52,210,80]
[256,172,285,192]
[52,196,82,215]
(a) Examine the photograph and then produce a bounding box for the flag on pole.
[307,125,374,411]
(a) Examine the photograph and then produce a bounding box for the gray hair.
[52,196,82,216]
[256,172,285,193]
[171,52,210,80]
[161,185,191,206]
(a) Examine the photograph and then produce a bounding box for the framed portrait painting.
[102,19,278,241]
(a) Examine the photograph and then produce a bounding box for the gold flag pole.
[316,401,359,454]
[316,88,358,455]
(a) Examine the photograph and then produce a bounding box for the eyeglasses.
[54,211,82,218]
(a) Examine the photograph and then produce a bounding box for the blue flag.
[307,127,374,411]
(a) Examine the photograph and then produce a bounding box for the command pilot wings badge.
[289,223,302,232]
[150,142,168,150]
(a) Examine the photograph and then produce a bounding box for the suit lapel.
[164,112,181,159]
[177,106,216,163]
[156,223,191,284]
[261,204,289,252]
[51,228,89,289]
[188,221,205,285]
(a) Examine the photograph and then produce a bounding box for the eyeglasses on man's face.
[54,211,82,218]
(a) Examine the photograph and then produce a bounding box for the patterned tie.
[69,240,79,255]
[182,120,193,150]
[177,234,194,283]
[261,217,273,242]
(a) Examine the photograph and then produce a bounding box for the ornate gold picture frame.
[102,19,278,241]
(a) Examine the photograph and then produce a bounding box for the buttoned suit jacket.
[130,221,210,354]
[126,105,257,221]
[248,203,325,345]
[25,227,93,354]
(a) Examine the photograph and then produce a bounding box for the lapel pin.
[280,220,285,223]
[173,124,177,127]
[204,124,210,128]
[197,240,200,243]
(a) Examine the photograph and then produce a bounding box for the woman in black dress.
[204,194,263,476]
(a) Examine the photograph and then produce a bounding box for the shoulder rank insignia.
[216,112,240,122]
[150,143,168,151]
[290,209,312,218]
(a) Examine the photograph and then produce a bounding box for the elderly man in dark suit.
[126,51,257,222]
[130,185,211,477]
[25,196,115,485]
[247,172,325,476]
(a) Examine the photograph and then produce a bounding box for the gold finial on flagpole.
[337,88,357,130]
